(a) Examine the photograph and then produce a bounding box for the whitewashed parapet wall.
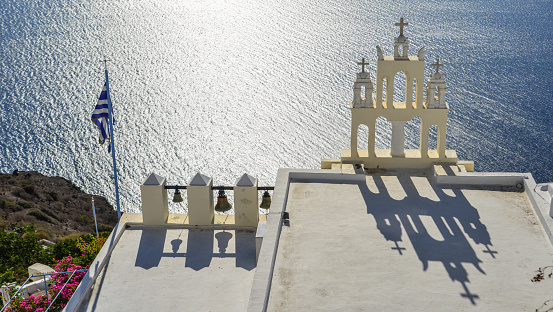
[140,173,260,227]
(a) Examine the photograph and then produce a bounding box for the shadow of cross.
[483,244,498,259]
[359,174,495,305]
[460,282,480,305]
[391,241,406,255]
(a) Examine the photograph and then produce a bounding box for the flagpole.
[104,63,122,220]
[91,197,99,239]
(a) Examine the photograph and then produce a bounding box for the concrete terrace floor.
[75,227,257,312]
[267,173,553,311]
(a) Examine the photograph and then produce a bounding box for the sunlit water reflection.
[0,0,551,213]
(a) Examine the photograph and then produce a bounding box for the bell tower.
[338,18,462,169]
[352,57,374,108]
[426,58,447,109]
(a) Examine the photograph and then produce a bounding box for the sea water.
[0,0,552,213]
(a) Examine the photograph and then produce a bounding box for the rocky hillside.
[0,171,118,240]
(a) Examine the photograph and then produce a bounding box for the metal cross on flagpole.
[102,58,122,220]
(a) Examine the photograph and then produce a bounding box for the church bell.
[172,189,183,203]
[214,189,232,212]
[260,190,271,209]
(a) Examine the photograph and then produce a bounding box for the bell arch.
[357,124,369,151]
[375,116,392,150]
[404,116,421,150]
[394,71,407,103]
[412,78,417,105]
[428,125,438,150]
[381,77,388,107]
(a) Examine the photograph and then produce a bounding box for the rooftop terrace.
[62,167,553,312]
[75,226,257,312]
[266,171,553,311]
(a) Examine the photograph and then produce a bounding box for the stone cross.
[432,58,444,73]
[357,57,369,73]
[395,17,408,36]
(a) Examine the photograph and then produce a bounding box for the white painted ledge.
[63,222,128,312]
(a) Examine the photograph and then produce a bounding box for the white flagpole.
[104,61,122,220]
[91,197,99,239]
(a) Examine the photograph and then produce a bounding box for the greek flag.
[91,83,111,152]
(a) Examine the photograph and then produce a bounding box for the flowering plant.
[5,257,88,312]
[5,234,106,311]
[74,234,107,266]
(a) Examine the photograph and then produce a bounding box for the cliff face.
[0,171,118,240]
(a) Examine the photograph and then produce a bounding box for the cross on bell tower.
[395,17,408,37]
[432,58,444,73]
[393,17,409,59]
[352,57,373,108]
[357,57,369,73]
[426,58,448,109]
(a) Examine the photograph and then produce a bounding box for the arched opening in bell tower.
[394,71,407,104]
[381,77,388,106]
[428,125,438,150]
[357,124,369,151]
[412,78,417,105]
[405,116,421,149]
[375,116,392,150]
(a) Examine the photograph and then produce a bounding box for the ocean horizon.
[0,0,551,213]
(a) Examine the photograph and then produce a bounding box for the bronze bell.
[214,190,232,212]
[260,190,271,209]
[172,189,183,203]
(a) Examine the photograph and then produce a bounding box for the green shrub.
[52,201,64,211]
[4,200,23,212]
[0,224,109,285]
[6,223,35,234]
[10,187,22,197]
[0,267,16,285]
[22,185,36,196]
[18,201,34,209]
[78,215,93,227]
[97,223,113,233]
[11,187,34,201]
[0,226,53,284]
[51,237,80,261]
[43,191,59,201]
[39,207,60,221]
[26,208,54,223]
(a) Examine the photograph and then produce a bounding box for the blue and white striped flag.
[91,83,111,152]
